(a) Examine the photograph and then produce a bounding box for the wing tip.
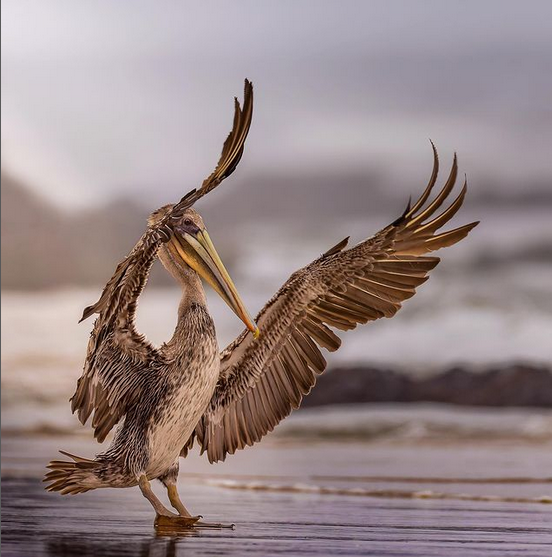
[79,306,94,323]
[392,197,412,226]
[322,236,350,257]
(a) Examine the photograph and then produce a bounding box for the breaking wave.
[205,478,552,505]
[3,402,552,443]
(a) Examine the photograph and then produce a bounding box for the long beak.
[172,230,259,338]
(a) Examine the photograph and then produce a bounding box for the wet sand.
[2,426,552,557]
[2,475,552,557]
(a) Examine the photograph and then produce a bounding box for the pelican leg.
[158,463,196,518]
[165,482,234,529]
[166,484,195,517]
[138,475,179,518]
[158,466,235,529]
[139,474,203,529]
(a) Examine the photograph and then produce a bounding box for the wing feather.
[70,226,169,442]
[186,148,478,462]
[170,79,254,213]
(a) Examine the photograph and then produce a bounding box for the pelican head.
[152,206,259,338]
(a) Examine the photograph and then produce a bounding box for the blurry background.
[2,0,552,440]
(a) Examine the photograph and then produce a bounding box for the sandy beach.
[3,404,552,557]
[3,475,551,557]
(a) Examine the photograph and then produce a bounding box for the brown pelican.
[45,80,478,528]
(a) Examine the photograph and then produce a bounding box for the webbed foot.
[154,514,234,530]
[155,513,201,528]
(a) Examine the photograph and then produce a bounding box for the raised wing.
[71,225,169,442]
[171,79,254,214]
[71,80,254,443]
[187,145,478,462]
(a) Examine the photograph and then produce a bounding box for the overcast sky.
[2,0,552,209]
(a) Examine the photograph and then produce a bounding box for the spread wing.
[186,146,479,462]
[71,80,254,442]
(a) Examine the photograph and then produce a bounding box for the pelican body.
[45,80,478,528]
[87,249,219,488]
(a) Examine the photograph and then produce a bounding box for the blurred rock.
[304,363,552,408]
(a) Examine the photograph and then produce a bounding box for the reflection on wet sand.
[46,534,197,557]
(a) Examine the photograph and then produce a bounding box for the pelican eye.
[179,217,200,236]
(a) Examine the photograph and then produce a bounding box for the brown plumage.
[188,143,477,463]
[45,79,478,527]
